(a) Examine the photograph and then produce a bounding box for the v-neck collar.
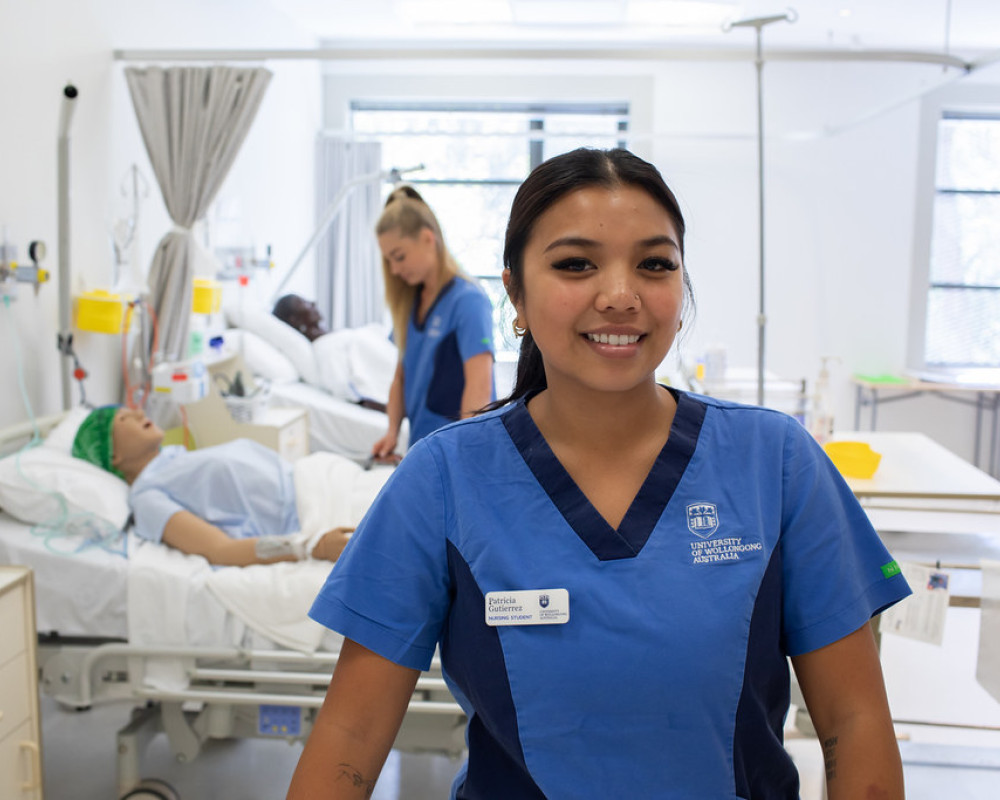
[412,277,456,330]
[501,387,707,561]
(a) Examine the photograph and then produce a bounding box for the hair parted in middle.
[376,185,467,351]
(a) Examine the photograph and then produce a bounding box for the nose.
[596,265,640,312]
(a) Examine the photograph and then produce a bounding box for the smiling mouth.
[585,333,641,345]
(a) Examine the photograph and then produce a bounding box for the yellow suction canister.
[75,289,127,334]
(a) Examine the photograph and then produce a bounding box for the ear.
[419,227,436,248]
[502,268,523,311]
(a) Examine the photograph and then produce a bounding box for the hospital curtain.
[124,65,272,361]
[315,137,384,330]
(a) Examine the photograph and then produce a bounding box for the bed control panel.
[258,704,302,737]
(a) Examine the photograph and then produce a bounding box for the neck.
[529,378,675,453]
[120,449,160,485]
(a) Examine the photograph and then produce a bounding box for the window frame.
[909,84,1000,375]
[349,100,631,354]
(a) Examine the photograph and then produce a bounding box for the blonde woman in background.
[371,185,495,458]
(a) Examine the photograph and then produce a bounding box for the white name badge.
[485,589,570,627]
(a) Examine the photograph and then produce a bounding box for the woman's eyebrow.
[639,235,680,250]
[543,235,679,252]
[543,236,598,253]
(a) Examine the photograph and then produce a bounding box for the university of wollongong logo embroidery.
[686,502,719,538]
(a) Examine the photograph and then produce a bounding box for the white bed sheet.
[0,511,129,638]
[0,513,342,655]
[270,381,409,460]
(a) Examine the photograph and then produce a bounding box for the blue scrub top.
[402,277,495,444]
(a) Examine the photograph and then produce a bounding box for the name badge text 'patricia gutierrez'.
[485,589,569,627]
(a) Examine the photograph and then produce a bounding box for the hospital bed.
[0,412,463,799]
[221,305,408,460]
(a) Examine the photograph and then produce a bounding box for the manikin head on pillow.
[72,405,164,485]
[273,294,327,342]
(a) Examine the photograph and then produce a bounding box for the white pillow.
[0,447,130,529]
[230,307,318,385]
[41,406,93,454]
[223,328,300,384]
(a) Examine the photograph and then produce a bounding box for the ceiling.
[270,0,1000,58]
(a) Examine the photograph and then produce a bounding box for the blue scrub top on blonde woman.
[401,277,495,444]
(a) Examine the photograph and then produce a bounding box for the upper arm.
[161,510,248,565]
[791,622,892,736]
[461,351,495,414]
[791,623,903,798]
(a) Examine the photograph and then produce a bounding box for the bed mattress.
[270,381,409,460]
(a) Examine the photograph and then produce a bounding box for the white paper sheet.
[879,562,950,646]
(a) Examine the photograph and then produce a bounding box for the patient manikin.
[72,405,351,567]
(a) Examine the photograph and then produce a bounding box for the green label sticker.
[881,560,901,578]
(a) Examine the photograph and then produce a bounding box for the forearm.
[288,640,417,799]
[818,713,904,800]
[385,367,406,434]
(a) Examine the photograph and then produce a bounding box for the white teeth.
[587,333,640,345]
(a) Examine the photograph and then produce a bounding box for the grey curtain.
[125,65,272,360]
[316,137,384,330]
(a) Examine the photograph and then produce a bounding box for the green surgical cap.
[72,405,123,479]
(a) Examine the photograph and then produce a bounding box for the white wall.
[1,1,996,468]
[0,0,320,428]
[321,53,999,467]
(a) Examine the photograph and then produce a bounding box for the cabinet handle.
[20,740,41,792]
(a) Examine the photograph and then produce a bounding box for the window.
[351,102,629,354]
[922,111,1000,371]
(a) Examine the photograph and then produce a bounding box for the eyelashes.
[550,256,680,273]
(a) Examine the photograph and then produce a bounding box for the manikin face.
[111,407,164,470]
[508,185,684,398]
[378,227,440,287]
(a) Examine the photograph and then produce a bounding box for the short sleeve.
[779,418,911,656]
[309,441,452,670]
[130,486,185,544]
[455,285,495,363]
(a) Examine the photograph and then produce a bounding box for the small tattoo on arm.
[336,763,377,798]
[823,736,838,782]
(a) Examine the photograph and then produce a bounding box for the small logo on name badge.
[539,594,550,608]
[687,503,719,538]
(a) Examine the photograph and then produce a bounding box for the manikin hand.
[310,527,355,562]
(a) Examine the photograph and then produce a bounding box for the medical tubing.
[2,298,126,556]
[121,298,159,409]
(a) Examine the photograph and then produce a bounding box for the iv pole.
[270,163,423,304]
[724,10,795,407]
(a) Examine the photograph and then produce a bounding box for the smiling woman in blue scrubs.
[289,149,910,800]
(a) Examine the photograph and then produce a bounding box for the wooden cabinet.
[0,566,43,799]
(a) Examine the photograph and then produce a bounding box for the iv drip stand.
[725,10,796,407]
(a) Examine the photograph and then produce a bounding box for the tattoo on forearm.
[336,763,377,798]
[823,736,838,782]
